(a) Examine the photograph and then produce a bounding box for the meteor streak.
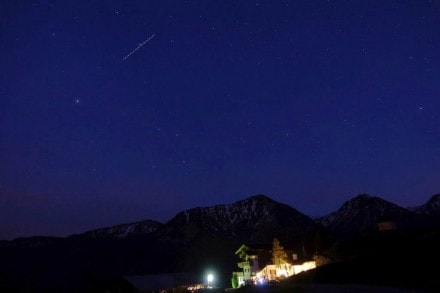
[122,34,155,61]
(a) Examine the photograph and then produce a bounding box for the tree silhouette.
[271,238,288,269]
[231,273,239,288]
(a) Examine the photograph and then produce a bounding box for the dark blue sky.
[1,0,439,240]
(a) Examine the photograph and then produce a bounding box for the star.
[74,99,80,104]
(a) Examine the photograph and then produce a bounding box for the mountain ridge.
[153,194,319,244]
[315,193,432,240]
[2,192,439,242]
[1,192,439,292]
[73,219,163,239]
[75,192,439,241]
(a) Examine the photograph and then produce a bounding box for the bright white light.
[207,274,213,283]
[207,273,214,288]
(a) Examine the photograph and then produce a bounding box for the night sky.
[1,1,439,240]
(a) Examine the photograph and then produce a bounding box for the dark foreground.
[229,283,423,292]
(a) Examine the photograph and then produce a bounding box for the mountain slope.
[410,194,440,217]
[76,219,163,239]
[316,194,425,240]
[155,194,320,243]
[150,194,322,282]
[287,231,440,292]
[1,193,439,292]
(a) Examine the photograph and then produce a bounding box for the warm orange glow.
[293,261,316,274]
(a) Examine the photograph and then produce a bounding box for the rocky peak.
[316,194,420,240]
[411,193,440,216]
[157,194,318,243]
[426,194,440,207]
[78,219,163,239]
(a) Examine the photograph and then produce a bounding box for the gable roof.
[235,243,272,255]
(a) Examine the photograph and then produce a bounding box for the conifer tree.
[271,238,288,269]
[231,273,239,288]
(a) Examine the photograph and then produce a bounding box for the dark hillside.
[288,231,440,292]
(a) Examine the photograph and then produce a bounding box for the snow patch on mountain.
[80,219,163,239]
[160,194,318,242]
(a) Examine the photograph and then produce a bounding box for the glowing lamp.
[207,273,214,288]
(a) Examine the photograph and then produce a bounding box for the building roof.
[235,243,272,255]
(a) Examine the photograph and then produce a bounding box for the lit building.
[377,216,397,232]
[234,244,267,286]
[233,243,316,286]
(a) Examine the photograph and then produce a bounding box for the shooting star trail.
[122,34,155,61]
